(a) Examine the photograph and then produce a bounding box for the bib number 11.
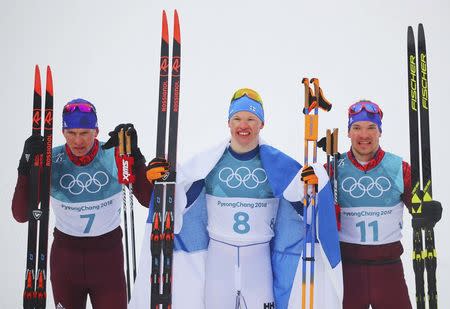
[356,220,378,242]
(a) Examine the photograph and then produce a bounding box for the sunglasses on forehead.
[348,101,383,119]
[63,102,96,114]
[231,89,263,105]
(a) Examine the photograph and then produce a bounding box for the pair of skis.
[407,24,438,309]
[23,65,54,309]
[117,129,137,302]
[300,78,332,309]
[150,10,181,309]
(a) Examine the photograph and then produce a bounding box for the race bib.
[51,192,122,237]
[339,203,404,245]
[206,195,279,245]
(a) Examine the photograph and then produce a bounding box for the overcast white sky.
[2,0,450,308]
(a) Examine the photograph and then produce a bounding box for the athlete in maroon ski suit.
[12,99,163,309]
[325,101,442,309]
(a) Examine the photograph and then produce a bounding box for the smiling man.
[333,100,442,309]
[130,88,343,309]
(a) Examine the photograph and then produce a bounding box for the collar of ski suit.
[347,147,385,172]
[65,139,99,166]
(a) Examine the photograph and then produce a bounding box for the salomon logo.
[56,303,66,309]
[264,302,275,309]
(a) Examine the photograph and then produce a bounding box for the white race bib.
[339,203,404,245]
[51,192,122,236]
[206,195,279,245]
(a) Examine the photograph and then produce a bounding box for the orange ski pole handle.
[310,78,332,112]
[125,129,132,155]
[332,128,339,155]
[326,129,332,156]
[118,128,125,156]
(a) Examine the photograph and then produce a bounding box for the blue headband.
[348,110,382,132]
[228,95,264,122]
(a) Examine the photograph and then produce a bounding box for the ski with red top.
[150,10,181,309]
[23,65,53,309]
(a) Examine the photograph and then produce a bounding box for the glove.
[301,165,318,185]
[102,123,144,161]
[146,157,170,183]
[18,135,44,176]
[317,137,327,153]
[412,200,443,229]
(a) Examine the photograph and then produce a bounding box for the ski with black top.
[23,65,53,309]
[408,23,438,309]
[150,10,181,309]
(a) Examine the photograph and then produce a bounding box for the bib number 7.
[80,213,96,233]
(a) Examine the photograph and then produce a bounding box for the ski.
[23,65,53,309]
[23,65,42,309]
[417,23,438,309]
[408,23,438,309]
[150,10,181,309]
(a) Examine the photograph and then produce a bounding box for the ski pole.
[125,128,137,282]
[332,129,340,231]
[118,129,132,302]
[325,129,332,176]
[301,77,314,309]
[301,77,332,309]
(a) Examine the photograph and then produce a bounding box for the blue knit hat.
[62,98,98,129]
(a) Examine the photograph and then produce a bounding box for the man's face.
[348,121,381,160]
[63,128,99,157]
[228,111,264,151]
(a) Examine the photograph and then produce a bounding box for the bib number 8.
[233,212,250,234]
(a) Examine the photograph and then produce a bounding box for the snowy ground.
[1,0,449,308]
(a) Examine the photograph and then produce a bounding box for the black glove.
[412,200,443,229]
[18,135,44,176]
[317,137,327,153]
[102,123,144,161]
[146,157,170,183]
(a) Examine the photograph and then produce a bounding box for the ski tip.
[46,66,53,96]
[162,10,169,43]
[418,23,425,40]
[174,10,180,43]
[407,26,415,43]
[34,65,42,96]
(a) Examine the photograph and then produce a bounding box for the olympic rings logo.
[59,171,109,195]
[341,176,391,198]
[218,167,267,189]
